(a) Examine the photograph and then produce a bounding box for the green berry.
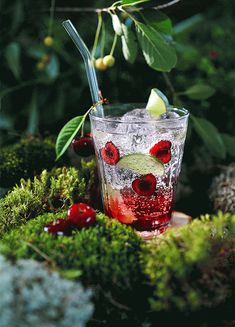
[41,54,50,64]
[36,61,46,71]
[44,36,54,47]
[103,55,115,68]
[95,58,107,71]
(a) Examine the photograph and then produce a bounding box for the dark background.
[0,0,235,216]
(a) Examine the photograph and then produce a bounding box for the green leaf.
[60,269,82,280]
[111,14,123,36]
[27,45,45,59]
[191,116,226,159]
[140,10,173,35]
[0,113,13,130]
[184,84,215,100]
[5,42,21,79]
[121,24,137,64]
[135,22,177,72]
[45,55,60,80]
[56,115,85,160]
[221,133,235,158]
[27,90,39,135]
[12,1,24,32]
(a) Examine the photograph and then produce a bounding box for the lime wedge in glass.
[117,153,164,176]
[146,88,169,117]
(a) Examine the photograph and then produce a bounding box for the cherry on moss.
[67,203,96,229]
[44,219,72,236]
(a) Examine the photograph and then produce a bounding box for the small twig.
[153,0,181,10]
[22,241,56,266]
[48,0,56,36]
[51,7,109,13]
[110,33,118,56]
[162,72,176,100]
[91,11,103,58]
[48,0,181,13]
[102,291,132,311]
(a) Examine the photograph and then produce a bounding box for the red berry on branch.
[67,203,96,229]
[72,136,95,157]
[209,50,219,60]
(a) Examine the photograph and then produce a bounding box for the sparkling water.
[90,106,188,233]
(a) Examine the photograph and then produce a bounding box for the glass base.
[136,211,192,240]
[136,222,170,240]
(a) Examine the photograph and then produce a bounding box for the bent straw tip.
[62,20,75,30]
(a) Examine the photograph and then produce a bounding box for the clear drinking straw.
[62,19,104,116]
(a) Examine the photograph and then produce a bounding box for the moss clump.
[141,212,235,313]
[0,211,144,324]
[0,137,68,188]
[0,211,146,324]
[0,211,143,290]
[0,167,87,236]
[1,211,235,325]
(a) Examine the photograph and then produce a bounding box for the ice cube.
[160,111,180,120]
[121,108,152,121]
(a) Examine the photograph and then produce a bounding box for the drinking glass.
[90,104,189,236]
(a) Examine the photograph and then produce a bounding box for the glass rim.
[89,104,189,124]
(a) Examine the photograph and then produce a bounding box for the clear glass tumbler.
[90,104,189,235]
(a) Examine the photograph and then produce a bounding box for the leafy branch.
[55,100,104,160]
[50,0,181,13]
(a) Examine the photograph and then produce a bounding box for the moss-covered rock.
[0,137,68,188]
[0,211,145,325]
[0,211,143,289]
[0,167,87,236]
[1,211,235,326]
[140,212,235,313]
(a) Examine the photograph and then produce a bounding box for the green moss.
[0,137,68,188]
[1,211,235,324]
[0,211,143,290]
[0,167,87,236]
[141,212,235,312]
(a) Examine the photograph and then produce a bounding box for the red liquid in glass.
[104,185,174,231]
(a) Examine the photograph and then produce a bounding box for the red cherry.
[44,219,72,236]
[209,50,219,60]
[132,174,156,196]
[100,141,120,165]
[72,136,95,157]
[67,202,96,229]
[150,140,172,164]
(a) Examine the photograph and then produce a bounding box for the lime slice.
[117,153,164,176]
[146,88,169,117]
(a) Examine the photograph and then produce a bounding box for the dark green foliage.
[0,167,87,236]
[141,212,235,313]
[0,137,68,188]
